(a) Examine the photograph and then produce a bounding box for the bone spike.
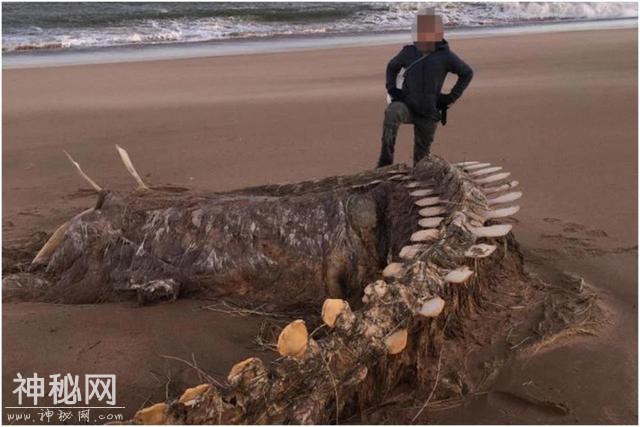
[382,263,405,279]
[483,180,520,195]
[134,403,168,425]
[419,206,447,217]
[31,222,71,266]
[384,329,408,354]
[179,384,211,406]
[321,299,349,328]
[469,166,503,176]
[410,229,439,242]
[445,266,474,283]
[469,224,513,238]
[418,217,444,228]
[488,191,522,205]
[388,174,410,181]
[405,181,421,188]
[455,161,480,166]
[483,205,520,220]
[63,151,102,191]
[115,144,149,190]
[464,162,491,171]
[277,319,308,358]
[399,244,427,260]
[474,172,511,185]
[414,196,442,207]
[409,188,437,197]
[464,244,497,258]
[419,297,445,317]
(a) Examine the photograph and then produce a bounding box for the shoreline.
[3,17,637,69]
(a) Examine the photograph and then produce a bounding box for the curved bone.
[463,162,491,170]
[464,244,497,258]
[445,266,474,283]
[488,191,523,205]
[469,166,503,176]
[410,229,439,242]
[455,160,480,166]
[63,151,102,191]
[399,244,427,259]
[419,206,447,217]
[483,180,520,195]
[388,174,410,181]
[483,205,520,220]
[384,329,408,354]
[31,207,94,266]
[409,188,437,197]
[469,224,513,238]
[414,196,442,207]
[276,319,308,358]
[474,172,511,185]
[322,299,349,328]
[418,217,444,228]
[115,144,149,190]
[419,297,445,317]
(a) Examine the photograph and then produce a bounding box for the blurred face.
[414,13,444,52]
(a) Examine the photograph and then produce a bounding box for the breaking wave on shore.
[3,2,638,53]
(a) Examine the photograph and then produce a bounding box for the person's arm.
[445,51,474,103]
[386,47,410,93]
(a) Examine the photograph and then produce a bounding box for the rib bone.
[474,172,511,185]
[418,297,445,317]
[410,229,439,242]
[488,191,522,205]
[464,162,491,170]
[419,206,447,217]
[445,266,474,283]
[469,166,503,176]
[64,151,102,191]
[115,144,149,190]
[418,217,444,228]
[414,197,442,207]
[483,205,520,219]
[409,188,437,197]
[483,180,520,195]
[455,161,480,166]
[469,224,513,237]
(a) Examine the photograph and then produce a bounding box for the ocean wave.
[2,2,637,53]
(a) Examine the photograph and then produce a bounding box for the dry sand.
[3,28,637,423]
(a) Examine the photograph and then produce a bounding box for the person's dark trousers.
[376,101,438,168]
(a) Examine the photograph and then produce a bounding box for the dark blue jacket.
[386,40,473,120]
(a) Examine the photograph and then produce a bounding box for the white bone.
[464,162,491,171]
[382,263,405,279]
[488,191,522,205]
[464,244,497,258]
[405,181,421,188]
[386,169,408,174]
[469,224,512,237]
[399,244,427,259]
[115,145,149,190]
[368,179,382,185]
[483,205,520,220]
[32,208,94,265]
[418,217,444,228]
[445,266,474,283]
[483,180,520,195]
[414,197,442,207]
[64,151,102,191]
[409,188,436,197]
[469,166,503,176]
[419,297,445,317]
[410,229,439,242]
[474,172,511,185]
[419,206,447,217]
[388,174,410,181]
[455,161,480,166]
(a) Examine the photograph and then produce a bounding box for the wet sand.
[3,28,637,422]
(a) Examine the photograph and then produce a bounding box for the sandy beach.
[3,27,637,423]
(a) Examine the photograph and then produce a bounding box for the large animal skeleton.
[5,147,526,424]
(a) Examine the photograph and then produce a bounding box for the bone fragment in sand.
[382,263,405,279]
[455,161,480,166]
[483,180,519,195]
[463,162,491,171]
[179,384,211,407]
[419,297,445,317]
[474,172,511,185]
[469,224,513,238]
[409,188,437,197]
[419,206,447,217]
[63,151,102,191]
[483,205,520,220]
[399,244,427,260]
[410,229,439,242]
[115,144,149,190]
[445,266,474,283]
[321,299,349,328]
[384,329,408,355]
[277,319,308,358]
[418,217,444,228]
[134,403,168,425]
[488,191,522,205]
[469,166,503,176]
[414,196,442,207]
[464,244,497,258]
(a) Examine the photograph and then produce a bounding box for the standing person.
[376,9,474,168]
